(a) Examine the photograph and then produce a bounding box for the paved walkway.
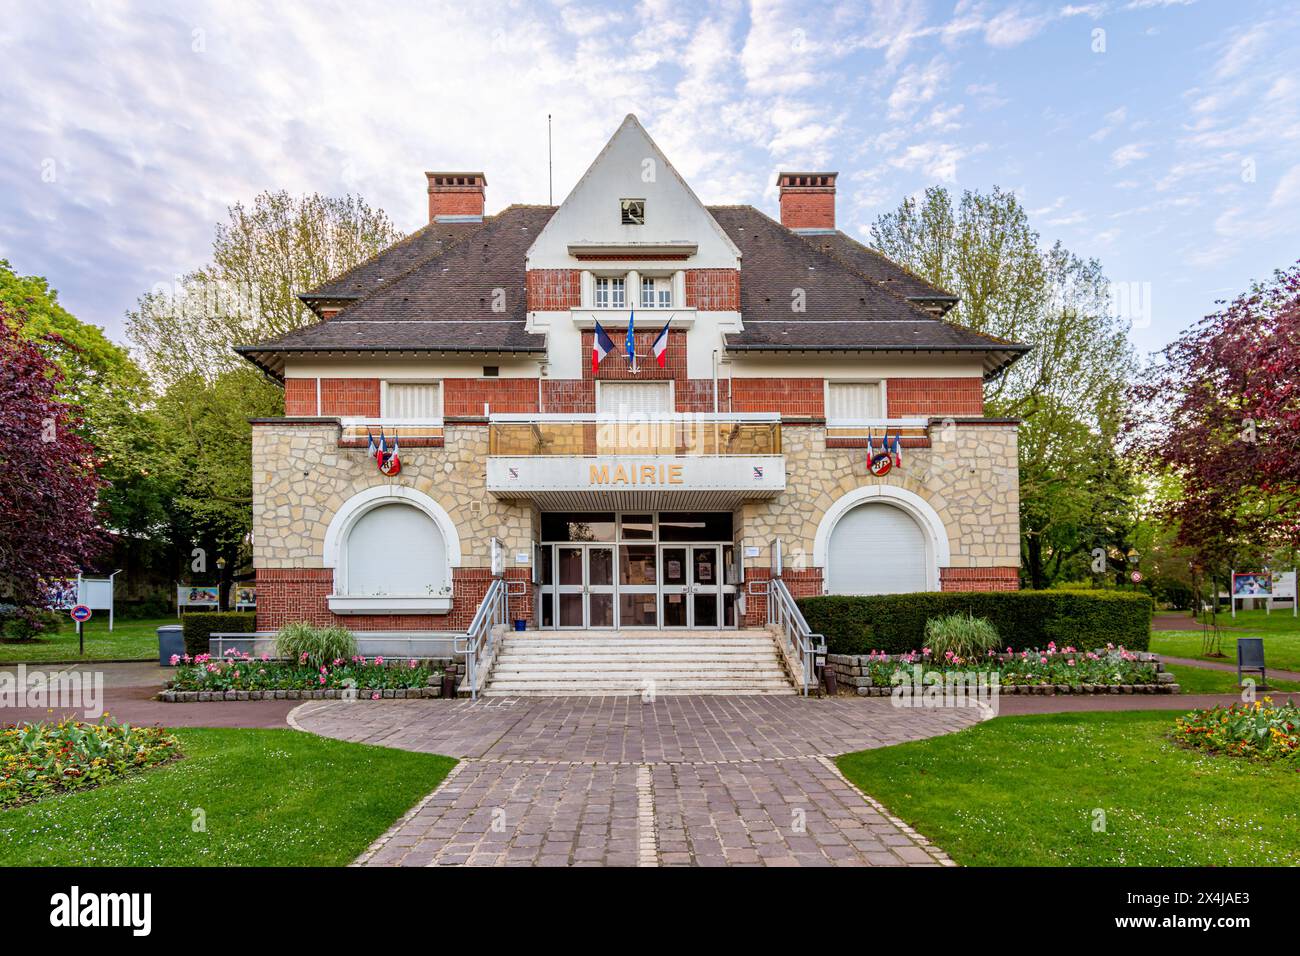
[293,696,982,867]
[1159,655,1300,685]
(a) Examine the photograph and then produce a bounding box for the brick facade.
[939,566,1020,592]
[444,378,539,417]
[732,378,823,418]
[255,566,533,632]
[541,379,596,414]
[777,173,837,231]
[742,567,824,627]
[684,269,740,311]
[886,377,984,417]
[582,330,688,381]
[319,378,380,417]
[285,378,317,416]
[526,269,582,311]
[426,172,485,221]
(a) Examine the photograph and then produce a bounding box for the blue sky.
[1,0,1296,358]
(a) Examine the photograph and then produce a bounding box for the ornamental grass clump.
[924,612,1000,660]
[275,622,358,669]
[0,717,180,807]
[1172,700,1300,764]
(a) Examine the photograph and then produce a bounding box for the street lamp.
[216,556,227,572]
[1126,548,1140,565]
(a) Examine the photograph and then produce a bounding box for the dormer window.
[594,276,625,309]
[640,276,672,309]
[620,199,645,225]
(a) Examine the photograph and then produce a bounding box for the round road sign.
[70,604,92,623]
[1129,571,1143,584]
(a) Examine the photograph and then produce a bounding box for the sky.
[1,0,1297,360]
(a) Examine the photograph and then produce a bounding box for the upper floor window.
[620,199,645,225]
[826,382,883,424]
[384,381,442,420]
[640,276,672,309]
[594,276,626,309]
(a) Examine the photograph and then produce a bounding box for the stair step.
[484,679,796,691]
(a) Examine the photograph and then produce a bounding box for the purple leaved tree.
[0,305,104,613]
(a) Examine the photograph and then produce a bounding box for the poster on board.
[1232,572,1272,597]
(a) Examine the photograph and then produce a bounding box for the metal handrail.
[455,576,509,700]
[766,577,826,696]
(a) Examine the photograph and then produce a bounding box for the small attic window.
[620,199,645,225]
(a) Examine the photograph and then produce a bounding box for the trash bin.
[514,619,527,631]
[157,625,185,666]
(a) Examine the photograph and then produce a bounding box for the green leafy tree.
[872,187,1138,588]
[125,191,400,605]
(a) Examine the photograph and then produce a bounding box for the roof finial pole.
[547,113,553,206]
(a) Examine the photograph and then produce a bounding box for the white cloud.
[1111,143,1149,168]
[887,57,949,118]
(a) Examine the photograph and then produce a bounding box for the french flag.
[651,318,671,369]
[592,320,616,376]
[892,431,903,468]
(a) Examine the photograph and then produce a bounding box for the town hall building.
[238,115,1025,689]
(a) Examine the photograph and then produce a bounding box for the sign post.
[70,604,92,655]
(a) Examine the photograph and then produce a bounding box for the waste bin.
[157,624,185,666]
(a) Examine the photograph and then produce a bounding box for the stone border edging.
[159,686,443,702]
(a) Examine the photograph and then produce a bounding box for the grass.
[837,711,1300,866]
[1151,629,1300,674]
[0,728,456,866]
[0,616,173,663]
[1164,662,1300,694]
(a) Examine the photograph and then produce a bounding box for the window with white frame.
[384,381,442,420]
[826,382,883,425]
[597,381,673,415]
[640,276,672,309]
[594,276,626,309]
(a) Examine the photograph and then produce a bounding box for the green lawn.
[0,616,172,663]
[1163,662,1300,694]
[837,711,1300,866]
[0,728,455,866]
[1151,629,1300,674]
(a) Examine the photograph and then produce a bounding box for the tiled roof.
[796,230,957,305]
[239,201,1026,381]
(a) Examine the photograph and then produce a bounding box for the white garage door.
[345,503,447,597]
[827,503,929,594]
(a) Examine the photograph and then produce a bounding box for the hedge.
[796,591,1153,656]
[182,612,257,656]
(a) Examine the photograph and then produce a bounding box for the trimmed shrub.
[182,612,256,656]
[924,612,1000,659]
[275,622,357,668]
[0,605,64,641]
[797,590,1153,656]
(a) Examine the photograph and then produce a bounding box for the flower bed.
[161,651,446,702]
[828,643,1177,696]
[1,717,180,807]
[1172,700,1300,764]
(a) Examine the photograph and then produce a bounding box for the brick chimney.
[425,171,486,222]
[777,171,837,232]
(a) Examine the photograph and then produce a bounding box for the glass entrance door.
[555,545,616,628]
[657,545,725,628]
[691,546,720,628]
[660,546,689,627]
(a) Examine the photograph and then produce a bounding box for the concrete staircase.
[482,629,797,696]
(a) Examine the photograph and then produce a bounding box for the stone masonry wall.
[739,422,1019,580]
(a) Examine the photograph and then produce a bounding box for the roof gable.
[526,114,741,269]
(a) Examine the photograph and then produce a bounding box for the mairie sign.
[487,455,785,498]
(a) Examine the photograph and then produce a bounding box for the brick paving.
[294,695,975,868]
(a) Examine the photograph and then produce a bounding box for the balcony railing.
[487,413,781,457]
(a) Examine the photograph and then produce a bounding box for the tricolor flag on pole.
[366,428,378,461]
[389,430,401,471]
[651,317,671,369]
[592,320,616,376]
[376,428,388,468]
[626,308,638,372]
[892,431,903,468]
[866,430,874,464]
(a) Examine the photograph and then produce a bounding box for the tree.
[1127,261,1300,576]
[125,191,400,606]
[0,259,167,540]
[0,306,104,609]
[872,186,1138,588]
[127,191,400,387]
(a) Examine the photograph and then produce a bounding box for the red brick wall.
[285,378,317,416]
[939,567,1020,592]
[675,379,730,413]
[319,379,380,417]
[886,378,985,417]
[541,379,596,414]
[732,378,824,417]
[444,378,539,417]
[526,269,582,311]
[255,567,533,632]
[583,330,687,381]
[684,269,740,311]
[426,174,485,221]
[743,567,824,626]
